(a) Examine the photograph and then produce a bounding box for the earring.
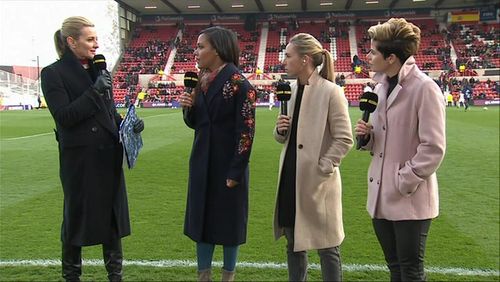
[303,60,306,63]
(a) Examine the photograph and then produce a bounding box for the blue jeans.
[196,242,239,271]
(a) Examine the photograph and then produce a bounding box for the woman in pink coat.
[355,18,446,281]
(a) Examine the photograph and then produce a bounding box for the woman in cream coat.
[274,33,353,281]
[355,19,446,281]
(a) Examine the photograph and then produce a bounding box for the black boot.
[62,243,82,282]
[103,239,123,282]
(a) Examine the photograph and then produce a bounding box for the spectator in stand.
[335,73,341,85]
[468,77,474,86]
[485,78,492,88]
[355,18,446,281]
[256,67,263,79]
[352,54,362,70]
[178,26,256,282]
[338,74,346,87]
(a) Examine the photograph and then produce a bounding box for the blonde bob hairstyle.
[367,18,421,63]
[289,33,335,82]
[54,16,95,58]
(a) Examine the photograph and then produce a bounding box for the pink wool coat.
[361,56,446,221]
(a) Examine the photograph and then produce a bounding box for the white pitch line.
[0,259,498,277]
[0,112,176,141]
[2,132,52,141]
[142,112,178,119]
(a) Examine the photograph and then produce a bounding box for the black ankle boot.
[103,239,123,282]
[62,243,82,282]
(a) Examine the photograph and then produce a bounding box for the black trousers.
[372,219,431,282]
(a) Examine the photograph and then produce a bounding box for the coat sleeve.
[41,66,101,129]
[227,79,256,182]
[359,132,375,151]
[111,87,123,128]
[114,110,123,128]
[397,81,446,196]
[320,86,354,170]
[183,107,196,129]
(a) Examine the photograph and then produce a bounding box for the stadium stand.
[449,22,500,69]
[28,3,491,107]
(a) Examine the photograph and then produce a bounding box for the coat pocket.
[396,163,423,197]
[318,158,333,175]
[318,157,334,178]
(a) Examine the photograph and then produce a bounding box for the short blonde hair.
[289,33,334,82]
[367,18,421,62]
[54,16,94,58]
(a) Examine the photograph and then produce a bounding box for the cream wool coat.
[361,56,446,220]
[273,71,353,252]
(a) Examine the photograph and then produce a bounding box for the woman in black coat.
[40,16,143,282]
[179,26,256,281]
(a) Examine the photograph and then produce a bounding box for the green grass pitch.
[0,106,498,281]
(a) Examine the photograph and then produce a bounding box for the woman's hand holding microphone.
[354,119,373,139]
[276,115,290,136]
[179,92,193,108]
[92,72,112,95]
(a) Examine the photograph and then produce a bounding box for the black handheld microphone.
[276,82,292,135]
[183,71,198,95]
[92,54,111,99]
[183,72,198,118]
[356,91,378,150]
[276,82,291,116]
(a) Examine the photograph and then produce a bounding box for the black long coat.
[183,64,256,245]
[41,51,130,246]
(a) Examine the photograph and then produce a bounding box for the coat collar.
[60,51,96,85]
[289,70,324,96]
[205,63,238,106]
[372,56,418,85]
[287,70,327,121]
[61,51,118,137]
[373,56,418,110]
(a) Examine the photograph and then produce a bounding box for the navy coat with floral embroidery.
[183,64,256,245]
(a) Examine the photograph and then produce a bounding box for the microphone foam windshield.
[276,82,292,101]
[184,72,198,88]
[92,54,107,71]
[359,91,378,113]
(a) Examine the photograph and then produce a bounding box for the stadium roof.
[116,0,498,15]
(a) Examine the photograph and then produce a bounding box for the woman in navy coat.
[179,26,256,281]
[41,16,143,281]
